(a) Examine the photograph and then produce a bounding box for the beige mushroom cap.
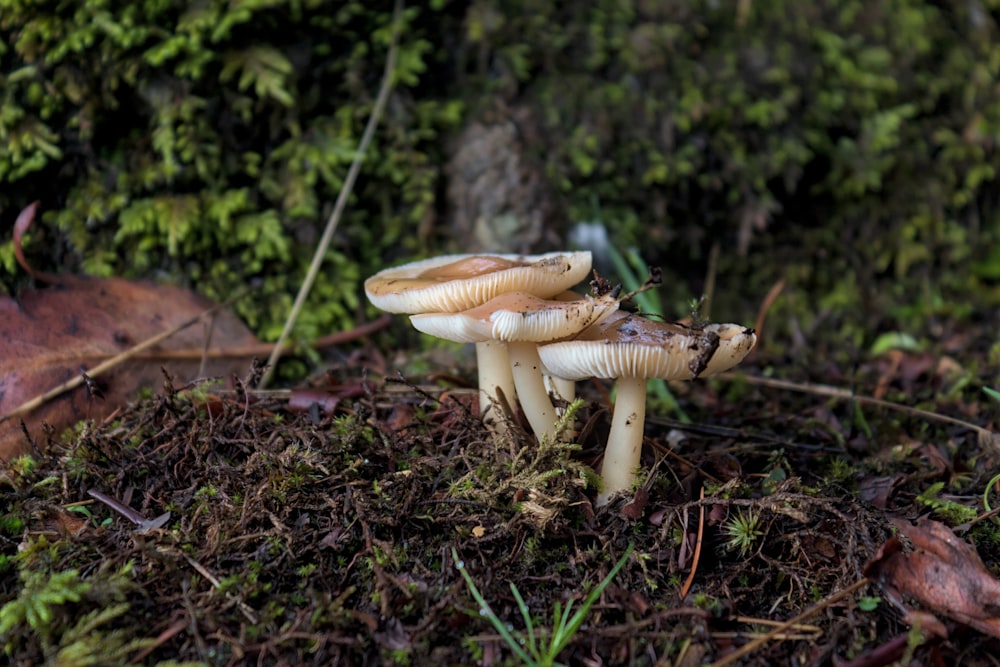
[364,252,592,314]
[538,312,757,381]
[410,291,620,443]
[409,291,619,344]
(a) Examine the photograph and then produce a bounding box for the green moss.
[0,554,153,664]
[1,0,462,345]
[458,0,1000,331]
[4,0,1000,373]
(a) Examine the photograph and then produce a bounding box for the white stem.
[545,375,576,408]
[597,376,647,507]
[475,341,516,427]
[507,341,558,443]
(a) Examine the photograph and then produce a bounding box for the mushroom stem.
[545,375,576,408]
[597,375,647,507]
[507,341,558,443]
[475,341,516,425]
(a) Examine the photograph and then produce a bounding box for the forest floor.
[3,279,1000,666]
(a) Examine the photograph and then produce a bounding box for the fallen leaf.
[857,474,906,509]
[287,385,366,417]
[864,517,1000,639]
[621,487,649,519]
[0,276,260,460]
[0,203,260,460]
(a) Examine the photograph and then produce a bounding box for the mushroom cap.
[537,312,757,381]
[364,252,592,314]
[409,291,620,344]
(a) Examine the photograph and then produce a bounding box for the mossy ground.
[4,1,1000,663]
[2,258,1000,665]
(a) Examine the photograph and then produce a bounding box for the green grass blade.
[550,543,634,656]
[453,548,534,665]
[511,583,540,660]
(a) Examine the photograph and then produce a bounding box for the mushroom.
[537,311,757,506]
[410,291,620,442]
[364,252,592,424]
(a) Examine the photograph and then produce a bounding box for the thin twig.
[726,373,998,443]
[753,277,785,347]
[679,485,706,599]
[0,299,234,425]
[259,0,403,388]
[701,241,719,321]
[708,577,870,667]
[32,314,392,364]
[181,553,258,624]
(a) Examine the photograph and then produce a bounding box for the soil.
[3,295,1000,666]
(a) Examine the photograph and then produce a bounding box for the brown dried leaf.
[865,517,1000,639]
[1,204,261,460]
[287,385,367,416]
[0,278,258,460]
[857,474,906,509]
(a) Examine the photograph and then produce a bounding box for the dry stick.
[752,277,785,346]
[724,373,998,443]
[678,485,706,600]
[258,0,402,389]
[0,300,233,425]
[181,552,258,625]
[708,577,870,667]
[34,314,392,364]
[130,618,189,664]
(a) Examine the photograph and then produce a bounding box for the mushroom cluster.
[365,252,756,506]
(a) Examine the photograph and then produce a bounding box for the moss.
[4,0,1000,373]
[0,0,463,342]
[0,553,153,664]
[457,0,1000,330]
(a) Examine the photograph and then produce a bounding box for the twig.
[129,617,188,664]
[708,577,870,667]
[181,553,258,624]
[87,489,171,534]
[725,373,998,443]
[0,299,234,425]
[678,485,706,599]
[753,277,785,347]
[33,314,392,364]
[259,0,403,388]
[701,241,719,321]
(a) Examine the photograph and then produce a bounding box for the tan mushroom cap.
[410,291,620,443]
[409,291,619,344]
[538,312,757,381]
[364,251,592,314]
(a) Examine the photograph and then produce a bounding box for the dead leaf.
[857,474,906,509]
[0,276,260,460]
[287,385,367,417]
[621,487,649,519]
[864,517,1000,639]
[1,204,260,460]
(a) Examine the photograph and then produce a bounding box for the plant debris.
[0,203,260,460]
[865,518,1000,640]
[3,308,1000,664]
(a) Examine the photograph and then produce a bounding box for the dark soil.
[3,300,1000,667]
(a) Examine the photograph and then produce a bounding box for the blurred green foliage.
[0,0,463,342]
[461,0,1000,330]
[3,0,1000,354]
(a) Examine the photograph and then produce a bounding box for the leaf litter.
[3,326,1000,665]
[0,204,389,461]
[0,204,260,460]
[3,206,1000,663]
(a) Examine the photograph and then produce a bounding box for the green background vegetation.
[4,2,1000,663]
[2,0,1000,353]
